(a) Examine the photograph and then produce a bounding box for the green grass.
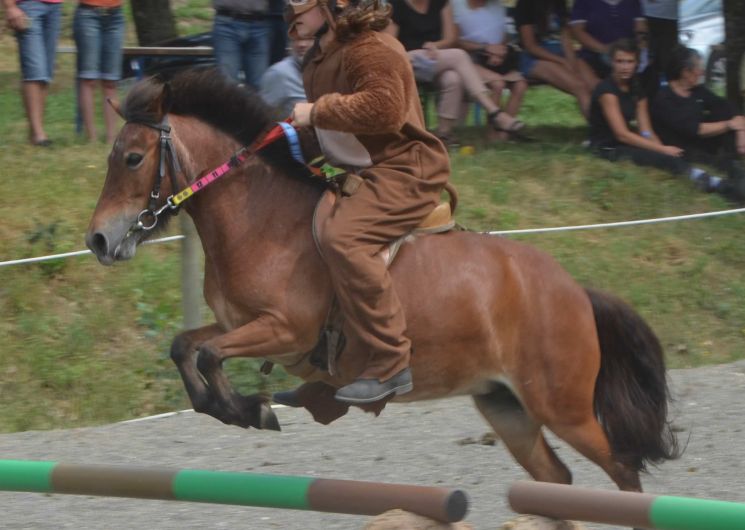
[1,7,744,433]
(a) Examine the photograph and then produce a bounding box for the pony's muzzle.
[86,231,113,265]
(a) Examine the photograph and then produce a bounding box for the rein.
[127,117,292,234]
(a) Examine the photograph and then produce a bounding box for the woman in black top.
[386,0,524,145]
[514,0,592,118]
[589,39,721,194]
[652,46,745,181]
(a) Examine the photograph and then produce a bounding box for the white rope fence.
[1,206,744,269]
[488,205,745,235]
[0,235,185,268]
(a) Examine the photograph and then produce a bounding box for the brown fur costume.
[303,29,451,382]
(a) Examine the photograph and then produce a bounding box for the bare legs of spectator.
[101,80,119,144]
[80,79,120,143]
[411,49,523,131]
[79,79,97,142]
[22,81,49,145]
[474,64,528,141]
[529,60,592,119]
[503,79,528,118]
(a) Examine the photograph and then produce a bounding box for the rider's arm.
[310,35,408,134]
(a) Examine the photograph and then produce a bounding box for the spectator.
[212,0,273,89]
[570,0,648,89]
[268,0,287,64]
[3,0,63,146]
[514,0,592,119]
[259,36,312,118]
[452,0,528,139]
[651,45,745,198]
[386,0,524,147]
[73,0,125,144]
[641,0,677,97]
[589,39,722,194]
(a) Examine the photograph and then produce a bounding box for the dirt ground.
[1,361,744,530]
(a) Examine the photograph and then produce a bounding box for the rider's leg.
[316,168,444,403]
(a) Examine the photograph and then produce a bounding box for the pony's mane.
[123,68,324,186]
[123,68,273,145]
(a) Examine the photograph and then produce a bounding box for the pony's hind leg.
[549,417,642,492]
[473,384,572,484]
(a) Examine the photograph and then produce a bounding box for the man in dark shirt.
[652,45,745,198]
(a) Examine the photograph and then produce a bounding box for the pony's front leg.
[196,313,304,430]
[170,324,230,421]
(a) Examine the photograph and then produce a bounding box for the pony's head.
[85,69,315,265]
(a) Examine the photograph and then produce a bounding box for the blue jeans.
[73,5,125,81]
[15,0,63,82]
[519,40,564,78]
[212,14,272,89]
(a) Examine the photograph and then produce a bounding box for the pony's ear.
[107,98,125,120]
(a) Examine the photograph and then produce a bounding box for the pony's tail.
[586,288,680,472]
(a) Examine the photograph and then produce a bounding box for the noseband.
[128,115,183,233]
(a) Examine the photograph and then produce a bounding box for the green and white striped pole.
[0,460,467,523]
[509,481,745,530]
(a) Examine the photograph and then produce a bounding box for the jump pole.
[0,460,468,523]
[509,481,745,530]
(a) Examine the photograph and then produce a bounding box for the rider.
[276,0,451,404]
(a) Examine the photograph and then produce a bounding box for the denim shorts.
[519,40,564,77]
[15,0,63,82]
[73,5,125,81]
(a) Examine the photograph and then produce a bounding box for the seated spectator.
[386,0,524,147]
[259,36,313,118]
[514,0,592,118]
[212,0,273,90]
[651,45,745,198]
[73,0,126,144]
[452,0,528,140]
[570,0,648,89]
[4,0,63,146]
[589,39,725,195]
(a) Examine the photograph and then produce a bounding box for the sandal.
[488,109,524,133]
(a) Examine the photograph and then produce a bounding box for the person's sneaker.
[334,368,413,404]
[272,388,302,408]
[693,171,719,193]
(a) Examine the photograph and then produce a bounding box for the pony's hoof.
[259,402,281,431]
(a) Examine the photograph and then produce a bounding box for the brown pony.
[86,70,678,493]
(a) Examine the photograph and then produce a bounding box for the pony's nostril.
[90,233,109,256]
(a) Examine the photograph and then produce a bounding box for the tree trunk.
[130,0,178,46]
[723,0,745,110]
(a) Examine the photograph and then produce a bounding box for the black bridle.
[129,115,183,233]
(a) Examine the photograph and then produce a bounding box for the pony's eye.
[125,153,144,168]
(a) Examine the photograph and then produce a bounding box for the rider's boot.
[272,388,302,407]
[334,366,413,404]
